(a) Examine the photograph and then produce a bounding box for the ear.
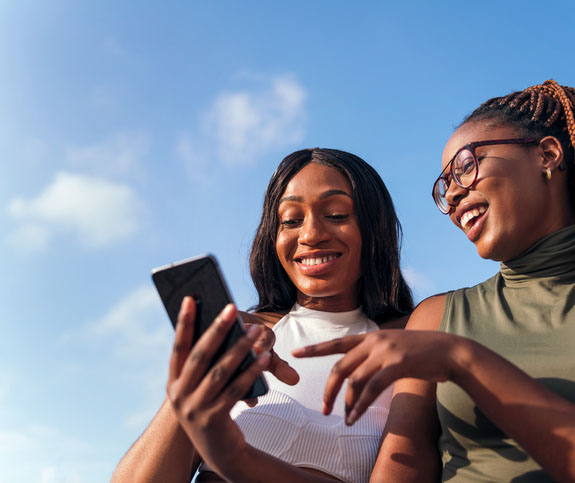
[537,136,564,171]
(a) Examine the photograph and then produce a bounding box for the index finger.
[291,334,364,358]
[169,296,196,381]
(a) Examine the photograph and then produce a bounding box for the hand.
[166,297,271,471]
[292,329,460,425]
[241,322,299,407]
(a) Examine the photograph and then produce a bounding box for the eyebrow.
[278,189,352,204]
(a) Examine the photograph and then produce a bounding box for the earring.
[545,168,552,181]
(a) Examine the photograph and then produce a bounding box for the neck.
[296,292,360,313]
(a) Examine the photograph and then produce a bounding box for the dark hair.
[461,79,575,208]
[249,148,413,322]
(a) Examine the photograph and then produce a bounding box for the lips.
[460,205,487,231]
[296,254,340,266]
[294,252,342,274]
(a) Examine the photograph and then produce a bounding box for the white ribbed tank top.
[230,304,393,483]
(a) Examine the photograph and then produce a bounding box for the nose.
[444,181,468,210]
[298,215,331,246]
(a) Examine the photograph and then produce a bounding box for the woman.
[111,148,413,482]
[294,80,575,482]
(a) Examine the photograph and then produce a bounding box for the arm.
[167,297,342,483]
[111,397,199,483]
[111,308,299,482]
[371,378,441,482]
[294,294,575,482]
[447,335,575,482]
[371,296,444,482]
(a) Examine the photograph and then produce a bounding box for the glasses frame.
[432,137,540,214]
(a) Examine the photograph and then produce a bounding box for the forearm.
[451,338,575,482]
[213,444,340,483]
[370,380,441,483]
[111,398,199,483]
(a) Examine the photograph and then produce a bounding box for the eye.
[326,213,349,221]
[462,158,475,174]
[279,218,301,227]
[453,156,474,176]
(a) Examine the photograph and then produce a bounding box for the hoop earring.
[545,168,552,181]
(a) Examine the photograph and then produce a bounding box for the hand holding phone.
[152,254,268,399]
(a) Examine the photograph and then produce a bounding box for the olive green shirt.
[437,225,575,482]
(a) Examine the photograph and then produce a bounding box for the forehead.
[281,163,352,198]
[441,121,523,169]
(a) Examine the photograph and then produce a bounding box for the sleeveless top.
[437,225,575,482]
[230,304,393,483]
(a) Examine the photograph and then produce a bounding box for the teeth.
[299,255,338,266]
[461,206,487,230]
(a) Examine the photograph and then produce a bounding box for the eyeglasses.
[432,138,540,214]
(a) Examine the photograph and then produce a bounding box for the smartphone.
[152,254,268,399]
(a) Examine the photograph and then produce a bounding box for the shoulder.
[405,293,448,331]
[376,313,410,329]
[240,310,287,329]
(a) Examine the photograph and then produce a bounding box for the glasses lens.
[452,149,476,188]
[433,177,450,214]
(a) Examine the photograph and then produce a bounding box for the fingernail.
[222,303,234,318]
[247,324,261,338]
[257,351,271,366]
[346,409,358,426]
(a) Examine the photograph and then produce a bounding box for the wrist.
[446,335,478,386]
[210,441,251,481]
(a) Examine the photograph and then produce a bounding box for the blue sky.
[1,1,574,481]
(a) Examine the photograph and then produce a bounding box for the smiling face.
[275,162,362,312]
[442,121,566,261]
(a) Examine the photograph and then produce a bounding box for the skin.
[294,121,575,482]
[443,123,572,261]
[276,162,362,312]
[112,163,380,483]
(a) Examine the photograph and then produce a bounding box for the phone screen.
[152,254,268,399]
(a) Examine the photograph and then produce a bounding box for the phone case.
[152,254,268,399]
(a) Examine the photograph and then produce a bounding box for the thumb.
[269,351,300,385]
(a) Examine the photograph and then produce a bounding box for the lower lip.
[297,257,340,276]
[466,210,488,242]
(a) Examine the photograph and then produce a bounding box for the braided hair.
[462,80,575,207]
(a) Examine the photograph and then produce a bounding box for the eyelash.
[280,213,349,227]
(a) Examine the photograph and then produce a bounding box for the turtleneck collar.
[500,225,575,284]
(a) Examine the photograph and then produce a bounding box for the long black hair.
[249,148,413,322]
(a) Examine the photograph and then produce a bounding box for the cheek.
[340,225,362,266]
[275,231,294,263]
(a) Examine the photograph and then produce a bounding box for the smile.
[296,254,340,266]
[461,206,487,231]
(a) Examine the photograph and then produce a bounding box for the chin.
[474,237,514,262]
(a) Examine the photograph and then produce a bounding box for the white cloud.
[66,132,148,178]
[7,223,51,252]
[402,266,434,299]
[90,284,171,358]
[178,74,307,170]
[7,172,143,250]
[88,285,173,428]
[0,423,95,483]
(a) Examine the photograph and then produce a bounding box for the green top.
[437,225,575,482]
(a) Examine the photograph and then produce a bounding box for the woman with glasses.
[295,80,575,482]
